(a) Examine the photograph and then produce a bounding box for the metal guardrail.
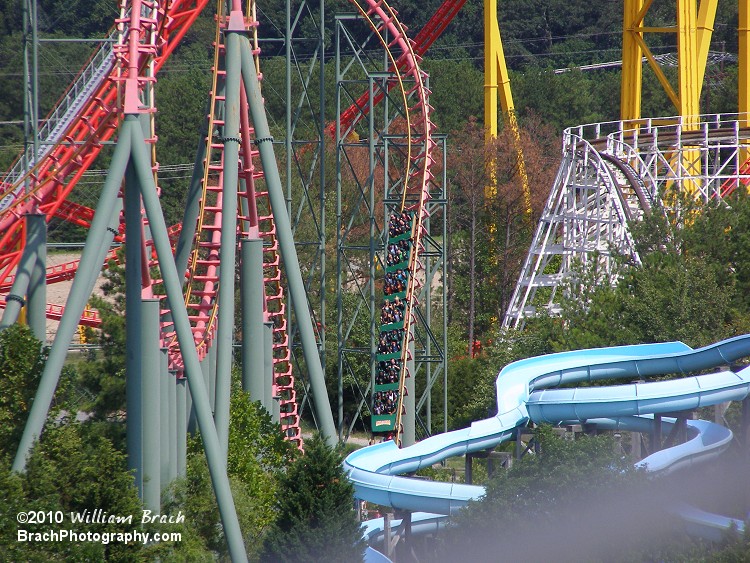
[0,27,118,210]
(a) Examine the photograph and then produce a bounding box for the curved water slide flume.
[345,335,750,537]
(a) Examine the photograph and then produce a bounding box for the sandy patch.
[5,251,110,344]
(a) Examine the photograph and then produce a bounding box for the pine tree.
[261,433,365,562]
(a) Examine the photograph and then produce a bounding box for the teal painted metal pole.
[176,377,187,477]
[240,38,336,445]
[335,24,344,439]
[403,339,416,447]
[425,212,432,434]
[26,213,46,342]
[129,117,248,562]
[174,119,209,283]
[125,160,144,497]
[272,395,281,425]
[168,363,178,483]
[264,321,274,412]
[214,29,242,461]
[13,125,130,472]
[0,233,35,330]
[442,141,448,435]
[240,238,265,401]
[368,79,377,443]
[209,344,217,413]
[142,299,161,511]
[187,377,196,434]
[202,348,212,412]
[164,112,208,344]
[0,213,46,334]
[318,0,327,387]
[160,346,170,489]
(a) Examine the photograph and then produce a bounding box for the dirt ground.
[39,251,109,344]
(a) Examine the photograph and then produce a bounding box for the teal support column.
[168,364,178,483]
[424,209,432,435]
[174,124,208,283]
[209,344,217,413]
[214,28,243,461]
[240,238,265,401]
[125,160,144,498]
[142,299,161,511]
[0,237,34,330]
[176,377,187,477]
[0,214,46,334]
[26,213,46,341]
[130,116,247,562]
[240,39,336,445]
[187,379,196,434]
[13,124,130,472]
[318,0,327,402]
[165,111,208,344]
[272,395,281,425]
[202,348,212,412]
[403,339,416,447]
[263,321,274,413]
[160,347,170,489]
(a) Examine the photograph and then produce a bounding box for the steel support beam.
[740,0,750,125]
[240,34,336,445]
[241,238,266,401]
[142,298,161,511]
[13,125,127,472]
[125,157,144,497]
[620,0,644,123]
[26,213,46,341]
[214,25,243,461]
[129,115,248,562]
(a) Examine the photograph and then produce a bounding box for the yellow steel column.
[677,0,701,127]
[484,0,530,215]
[484,0,499,139]
[695,0,717,88]
[677,0,701,193]
[620,0,644,123]
[739,0,750,181]
[740,0,750,125]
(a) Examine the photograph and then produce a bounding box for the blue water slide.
[345,334,750,537]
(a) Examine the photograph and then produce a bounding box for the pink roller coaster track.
[0,0,448,446]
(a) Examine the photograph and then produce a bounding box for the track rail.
[0,1,307,448]
[0,0,437,448]
[347,0,436,445]
[0,0,211,293]
[330,0,464,140]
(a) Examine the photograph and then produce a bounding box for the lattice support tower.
[504,114,750,330]
[334,7,446,446]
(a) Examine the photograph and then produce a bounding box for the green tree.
[261,433,365,563]
[161,384,296,560]
[0,424,144,562]
[72,253,128,423]
[0,324,46,456]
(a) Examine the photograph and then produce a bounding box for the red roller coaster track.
[0,0,448,446]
